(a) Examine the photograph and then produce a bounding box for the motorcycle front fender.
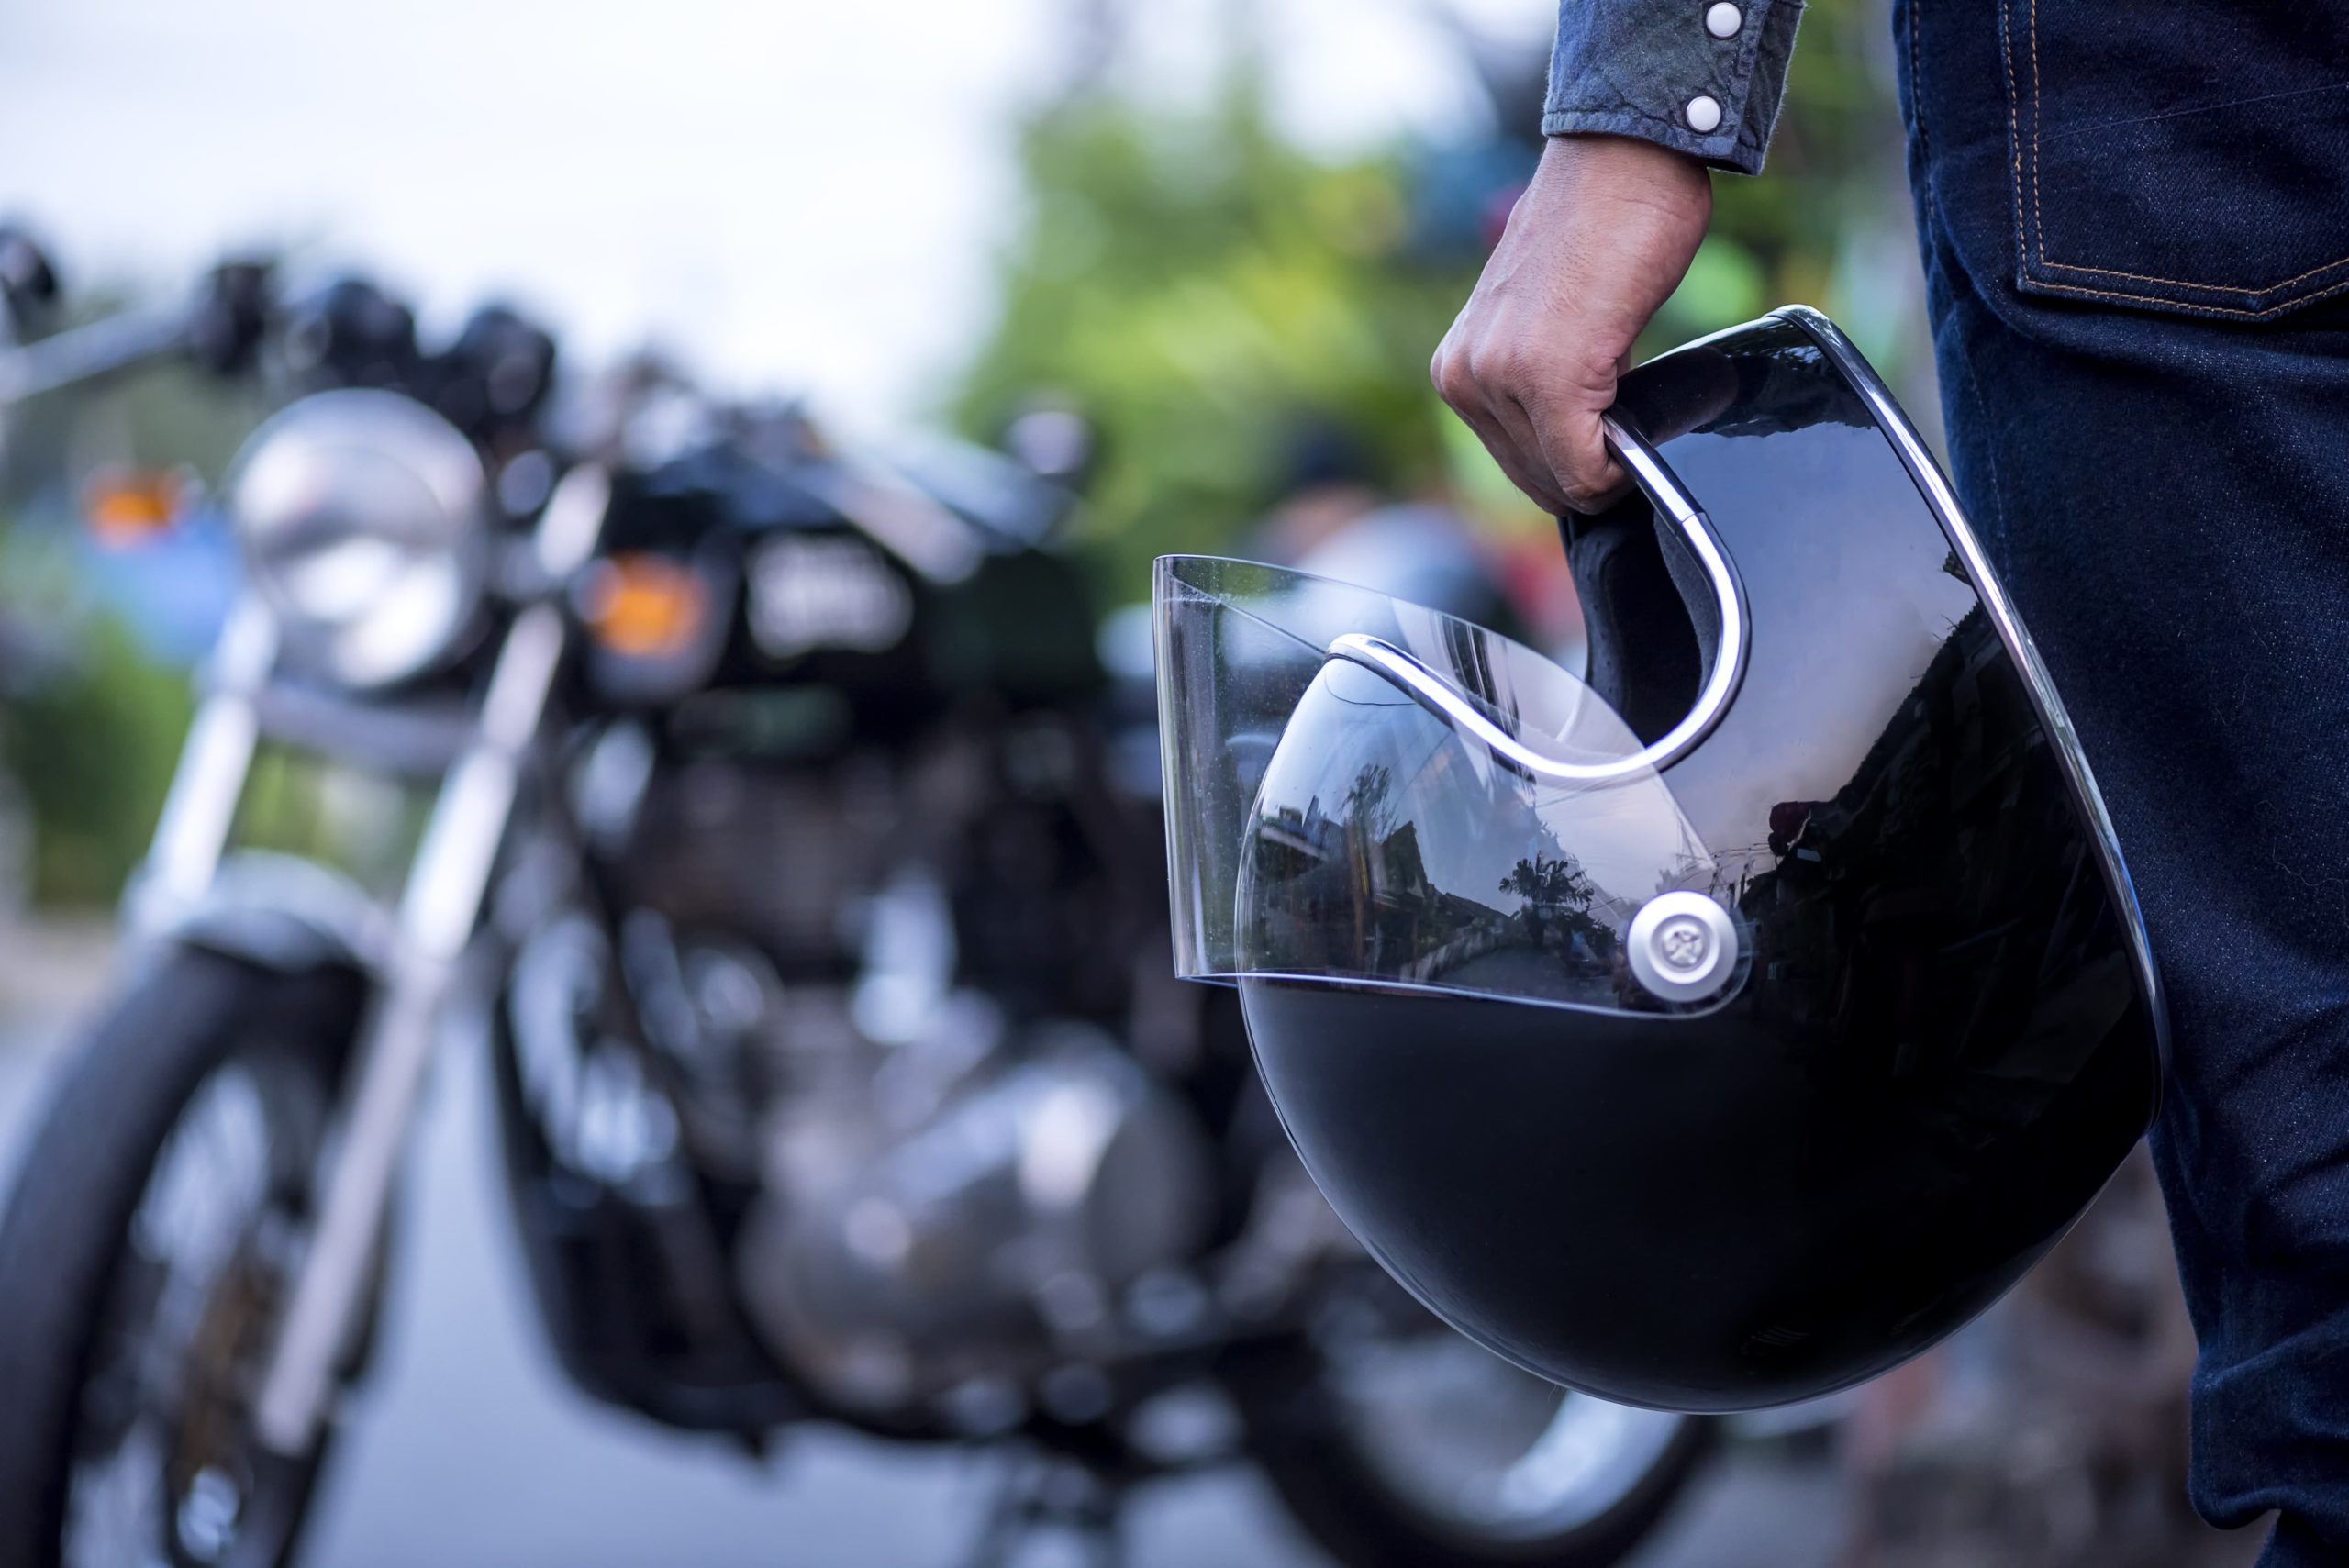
[137,851,394,981]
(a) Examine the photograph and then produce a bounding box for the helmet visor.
[1154,555,1742,1014]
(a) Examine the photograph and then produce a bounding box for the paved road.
[0,920,1849,1568]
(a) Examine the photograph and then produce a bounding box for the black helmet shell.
[1153,309,2164,1411]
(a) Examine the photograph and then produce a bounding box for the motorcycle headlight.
[228,389,490,689]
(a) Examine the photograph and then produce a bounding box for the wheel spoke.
[62,1049,328,1568]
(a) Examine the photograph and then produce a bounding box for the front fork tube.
[134,596,278,928]
[251,605,569,1456]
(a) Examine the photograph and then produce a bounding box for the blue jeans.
[1895,0,2349,1556]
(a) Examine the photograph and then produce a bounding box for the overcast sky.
[0,0,1549,428]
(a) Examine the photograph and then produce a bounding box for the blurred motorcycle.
[0,224,65,913]
[0,254,1710,1568]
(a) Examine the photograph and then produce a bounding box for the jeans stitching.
[2019,270,2349,318]
[2016,0,2349,304]
[2000,0,2026,279]
[2029,0,2043,270]
[1907,0,1926,171]
[2031,252,2349,295]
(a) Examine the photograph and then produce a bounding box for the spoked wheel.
[0,950,368,1568]
[1243,1273,1711,1568]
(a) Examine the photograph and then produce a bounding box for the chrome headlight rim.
[228,389,491,691]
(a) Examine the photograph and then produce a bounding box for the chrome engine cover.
[735,1010,1214,1420]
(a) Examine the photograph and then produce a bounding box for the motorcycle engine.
[732,987,1214,1422]
[582,715,1217,1427]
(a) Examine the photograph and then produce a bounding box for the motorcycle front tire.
[0,947,370,1568]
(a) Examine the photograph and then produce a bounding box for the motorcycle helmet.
[1152,308,2165,1412]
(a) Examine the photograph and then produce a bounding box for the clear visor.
[1154,555,1743,1014]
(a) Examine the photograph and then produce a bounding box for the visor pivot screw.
[1657,918,1710,972]
[1628,892,1741,1005]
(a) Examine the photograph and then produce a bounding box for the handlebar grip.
[0,225,61,341]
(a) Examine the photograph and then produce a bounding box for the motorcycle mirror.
[0,224,61,344]
[185,260,274,379]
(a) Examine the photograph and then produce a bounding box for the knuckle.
[1477,340,1534,385]
[1431,352,1478,408]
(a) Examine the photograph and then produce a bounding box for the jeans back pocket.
[2000,0,2349,320]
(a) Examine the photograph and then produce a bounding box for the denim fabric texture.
[1543,0,1805,173]
[1891,0,2349,1556]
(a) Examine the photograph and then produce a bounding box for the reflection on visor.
[1154,555,1747,1015]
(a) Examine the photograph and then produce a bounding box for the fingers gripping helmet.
[1154,309,2165,1412]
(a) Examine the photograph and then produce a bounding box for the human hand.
[1431,134,1712,516]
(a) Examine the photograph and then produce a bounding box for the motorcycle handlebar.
[0,306,191,404]
[0,258,273,408]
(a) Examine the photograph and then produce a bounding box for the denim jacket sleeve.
[1543,0,1805,175]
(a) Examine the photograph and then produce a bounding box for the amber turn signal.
[580,552,708,657]
[82,466,187,547]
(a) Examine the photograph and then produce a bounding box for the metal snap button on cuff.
[1706,3,1743,39]
[1685,95,1724,133]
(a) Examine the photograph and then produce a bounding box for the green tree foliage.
[953,4,1910,601]
[0,611,190,906]
[954,78,1478,598]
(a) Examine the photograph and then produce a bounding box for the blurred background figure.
[0,0,2254,1564]
[1841,1146,2255,1568]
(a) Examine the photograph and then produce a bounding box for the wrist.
[1534,133,1713,225]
